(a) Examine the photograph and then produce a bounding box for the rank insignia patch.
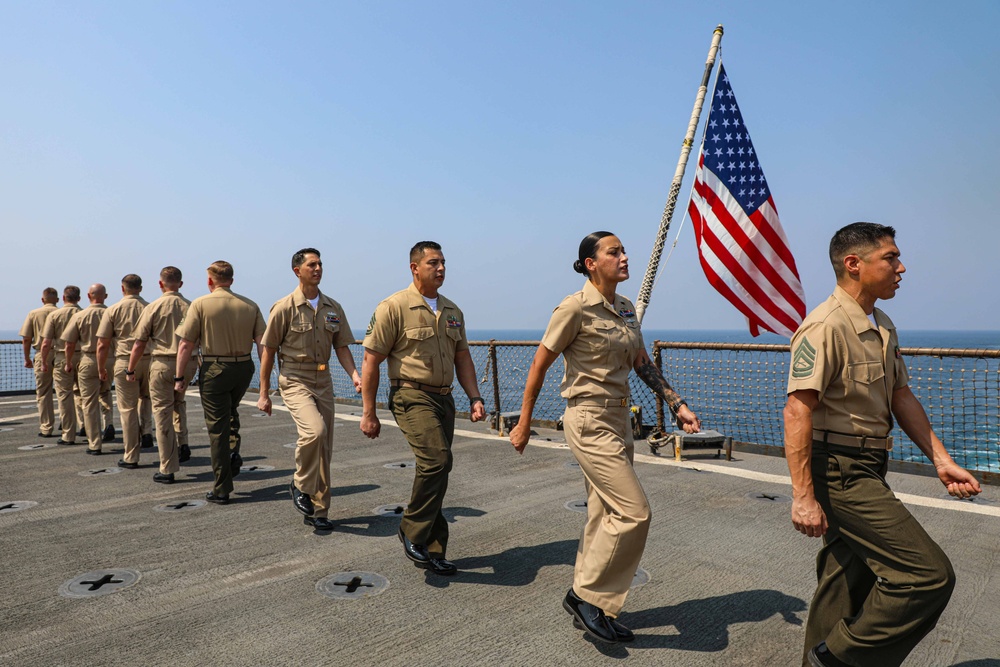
[325,312,340,324]
[365,313,376,337]
[792,338,817,378]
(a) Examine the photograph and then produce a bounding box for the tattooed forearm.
[635,357,683,410]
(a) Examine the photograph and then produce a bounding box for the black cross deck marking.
[333,576,373,593]
[79,574,124,591]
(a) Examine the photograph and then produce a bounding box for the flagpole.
[635,24,724,324]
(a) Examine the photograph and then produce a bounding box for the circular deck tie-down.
[59,569,141,598]
[316,572,389,600]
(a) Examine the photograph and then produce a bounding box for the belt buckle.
[317,364,327,371]
[886,435,894,451]
[619,398,627,407]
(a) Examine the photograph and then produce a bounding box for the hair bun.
[573,259,587,275]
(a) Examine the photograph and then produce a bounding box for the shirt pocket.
[290,320,314,334]
[846,360,884,385]
[404,326,437,358]
[403,326,437,378]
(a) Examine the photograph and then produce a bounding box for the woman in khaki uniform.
[510,231,701,644]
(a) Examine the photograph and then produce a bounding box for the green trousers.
[803,441,955,667]
[389,387,455,556]
[199,360,254,497]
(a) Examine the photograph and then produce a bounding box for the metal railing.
[4,339,997,476]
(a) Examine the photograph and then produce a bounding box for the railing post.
[489,340,501,431]
[653,342,665,432]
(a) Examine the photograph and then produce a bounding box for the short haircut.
[207,260,234,282]
[160,266,182,284]
[292,248,321,269]
[64,285,81,303]
[829,222,897,278]
[121,274,142,291]
[42,287,59,301]
[410,241,442,264]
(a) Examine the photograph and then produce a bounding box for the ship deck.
[1,392,998,666]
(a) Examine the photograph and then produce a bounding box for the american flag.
[687,63,806,337]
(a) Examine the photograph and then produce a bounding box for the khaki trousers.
[139,395,153,437]
[77,354,106,451]
[280,370,336,518]
[802,442,955,667]
[389,388,455,556]
[114,356,150,464]
[33,349,55,435]
[53,352,79,442]
[199,359,253,497]
[149,357,197,474]
[564,403,651,618]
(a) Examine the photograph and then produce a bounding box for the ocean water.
[3,329,997,472]
[464,329,1000,349]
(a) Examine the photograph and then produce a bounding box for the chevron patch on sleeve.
[792,337,817,379]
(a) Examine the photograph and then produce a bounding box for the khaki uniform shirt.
[787,285,909,437]
[42,304,83,354]
[20,304,57,351]
[62,304,108,353]
[363,283,469,387]
[262,288,354,364]
[175,287,266,356]
[542,280,644,400]
[133,291,191,357]
[97,294,149,358]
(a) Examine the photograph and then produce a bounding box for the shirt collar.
[832,285,878,335]
[406,282,452,311]
[582,280,622,316]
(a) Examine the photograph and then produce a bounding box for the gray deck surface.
[1,392,998,667]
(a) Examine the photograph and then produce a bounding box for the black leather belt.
[390,379,452,395]
[202,355,252,363]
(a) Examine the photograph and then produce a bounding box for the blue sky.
[2,1,998,334]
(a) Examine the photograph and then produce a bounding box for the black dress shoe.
[231,451,243,477]
[78,427,87,437]
[290,482,314,516]
[563,589,618,644]
[178,444,191,463]
[426,557,458,576]
[153,472,175,484]
[102,424,115,442]
[573,615,634,642]
[56,439,76,446]
[141,433,154,449]
[398,526,430,565]
[117,458,139,469]
[38,432,56,438]
[807,642,851,667]
[86,448,102,455]
[205,492,230,505]
[304,516,335,531]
